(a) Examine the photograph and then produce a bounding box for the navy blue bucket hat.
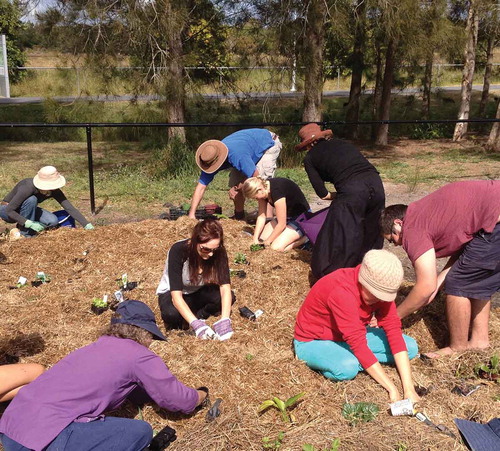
[454,418,500,451]
[111,300,167,341]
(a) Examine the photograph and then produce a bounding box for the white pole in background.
[0,34,11,98]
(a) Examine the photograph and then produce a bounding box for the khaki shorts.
[228,134,282,187]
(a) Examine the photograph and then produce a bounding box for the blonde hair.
[242,177,268,199]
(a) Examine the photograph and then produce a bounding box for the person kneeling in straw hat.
[294,249,420,404]
[0,300,208,451]
[0,166,94,237]
[189,129,282,221]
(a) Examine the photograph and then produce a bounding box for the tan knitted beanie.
[358,250,404,302]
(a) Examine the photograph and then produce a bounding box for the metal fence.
[0,118,498,214]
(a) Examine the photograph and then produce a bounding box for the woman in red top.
[294,249,420,403]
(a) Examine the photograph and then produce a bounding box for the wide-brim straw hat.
[295,123,333,151]
[195,140,229,174]
[33,166,66,190]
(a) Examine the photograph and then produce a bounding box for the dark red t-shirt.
[403,180,500,264]
[294,266,406,369]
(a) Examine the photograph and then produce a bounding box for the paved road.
[1,85,499,105]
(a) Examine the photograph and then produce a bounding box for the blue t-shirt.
[199,129,275,185]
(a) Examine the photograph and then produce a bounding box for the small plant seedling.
[493,394,500,402]
[245,353,254,361]
[258,392,305,423]
[36,272,51,283]
[395,443,408,451]
[302,439,340,451]
[230,269,247,279]
[250,243,265,252]
[16,276,28,288]
[234,253,248,264]
[91,296,108,315]
[213,213,229,220]
[474,354,500,381]
[262,432,284,450]
[341,402,379,425]
[181,203,191,211]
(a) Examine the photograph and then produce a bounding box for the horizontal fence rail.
[0,118,498,214]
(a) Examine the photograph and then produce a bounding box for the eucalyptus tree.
[36,0,228,142]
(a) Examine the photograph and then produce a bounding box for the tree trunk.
[375,38,395,146]
[302,0,327,123]
[345,0,366,139]
[453,1,479,141]
[371,41,383,140]
[478,36,494,117]
[165,0,186,142]
[422,55,433,119]
[486,98,500,151]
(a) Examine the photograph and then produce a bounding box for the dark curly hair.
[101,314,153,347]
[379,204,408,235]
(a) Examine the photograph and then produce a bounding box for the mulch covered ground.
[1,217,499,450]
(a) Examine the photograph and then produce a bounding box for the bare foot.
[467,341,490,351]
[421,347,456,360]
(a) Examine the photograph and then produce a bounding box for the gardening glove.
[25,220,45,233]
[84,223,95,230]
[190,319,216,339]
[213,318,233,341]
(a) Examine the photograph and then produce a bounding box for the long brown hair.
[187,219,229,285]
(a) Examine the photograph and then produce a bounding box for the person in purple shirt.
[0,300,208,451]
[188,129,282,220]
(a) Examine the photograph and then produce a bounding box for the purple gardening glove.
[190,319,215,339]
[213,318,233,341]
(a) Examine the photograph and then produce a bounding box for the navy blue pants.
[1,417,153,451]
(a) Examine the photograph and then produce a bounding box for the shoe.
[229,211,246,221]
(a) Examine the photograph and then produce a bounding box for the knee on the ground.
[404,335,419,360]
[319,359,360,381]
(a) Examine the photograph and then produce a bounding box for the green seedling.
[474,354,500,381]
[213,213,229,220]
[341,402,379,425]
[92,297,108,308]
[262,432,284,450]
[36,272,51,283]
[395,443,408,451]
[181,203,191,211]
[250,243,265,252]
[258,392,305,423]
[16,276,28,288]
[245,353,254,361]
[493,394,500,402]
[234,253,248,264]
[302,439,340,451]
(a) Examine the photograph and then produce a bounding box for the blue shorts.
[287,219,305,238]
[445,223,500,300]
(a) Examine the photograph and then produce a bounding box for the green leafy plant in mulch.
[262,431,285,449]
[341,402,379,425]
[474,354,500,382]
[258,392,305,423]
[91,297,109,315]
[234,252,248,264]
[302,439,340,451]
[250,243,265,252]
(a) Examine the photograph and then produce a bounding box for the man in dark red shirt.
[380,180,500,358]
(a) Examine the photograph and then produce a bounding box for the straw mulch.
[1,218,499,451]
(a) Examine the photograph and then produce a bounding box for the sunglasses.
[199,244,220,253]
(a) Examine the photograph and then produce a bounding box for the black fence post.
[86,126,96,215]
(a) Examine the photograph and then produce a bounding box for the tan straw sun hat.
[295,123,333,151]
[195,140,229,174]
[33,166,66,190]
[358,249,404,302]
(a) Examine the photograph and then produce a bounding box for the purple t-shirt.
[0,336,198,451]
[403,180,500,264]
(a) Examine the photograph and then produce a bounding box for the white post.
[0,34,10,98]
[290,52,297,92]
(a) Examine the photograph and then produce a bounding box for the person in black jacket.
[296,123,385,279]
[0,166,94,237]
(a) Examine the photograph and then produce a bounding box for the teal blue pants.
[294,327,418,381]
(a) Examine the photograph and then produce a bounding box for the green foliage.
[341,402,379,425]
[250,243,265,252]
[302,439,340,451]
[0,0,28,83]
[395,443,408,451]
[258,392,305,423]
[234,252,248,264]
[262,431,285,450]
[474,354,500,379]
[410,124,450,140]
[92,297,108,308]
[148,138,197,179]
